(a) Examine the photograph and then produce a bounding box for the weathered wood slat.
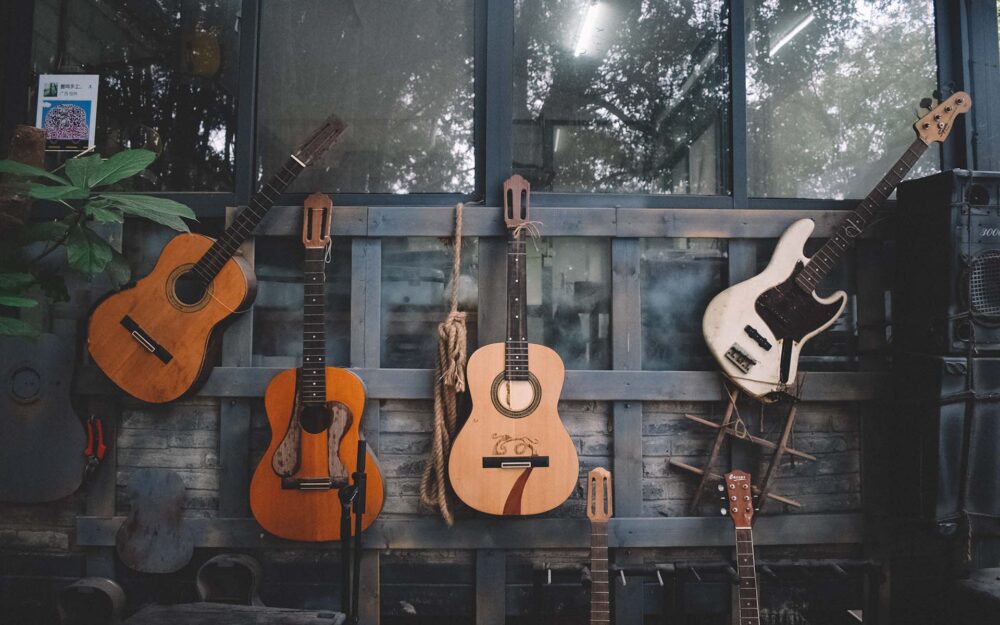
[76,514,863,549]
[475,550,506,625]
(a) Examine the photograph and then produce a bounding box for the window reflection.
[746,0,938,198]
[381,238,479,369]
[251,238,351,367]
[641,238,727,370]
[257,0,475,194]
[526,238,610,369]
[513,0,730,194]
[30,0,239,191]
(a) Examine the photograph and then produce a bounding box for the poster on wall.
[35,74,99,152]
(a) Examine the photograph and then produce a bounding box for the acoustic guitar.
[87,114,347,403]
[586,467,612,625]
[448,175,579,516]
[723,470,760,625]
[703,92,970,401]
[250,193,384,541]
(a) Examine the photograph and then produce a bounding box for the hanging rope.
[420,202,466,525]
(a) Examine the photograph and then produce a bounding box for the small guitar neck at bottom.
[590,520,610,625]
[735,527,760,625]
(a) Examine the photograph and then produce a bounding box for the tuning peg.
[919,97,935,110]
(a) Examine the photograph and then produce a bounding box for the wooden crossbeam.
[680,413,816,461]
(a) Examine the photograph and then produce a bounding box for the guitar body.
[449,342,579,516]
[250,367,384,541]
[0,334,86,502]
[87,233,254,403]
[703,219,846,400]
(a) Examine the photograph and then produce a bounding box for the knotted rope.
[420,202,466,525]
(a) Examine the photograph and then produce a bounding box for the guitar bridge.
[281,477,347,491]
[482,456,549,469]
[724,344,757,374]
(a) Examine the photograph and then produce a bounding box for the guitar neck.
[300,246,327,404]
[590,520,610,625]
[505,231,528,380]
[796,137,929,292]
[735,527,760,625]
[192,156,305,283]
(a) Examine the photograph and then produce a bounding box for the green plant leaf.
[105,250,132,287]
[0,294,38,308]
[87,150,157,188]
[0,159,71,185]
[66,225,113,273]
[85,199,123,223]
[0,316,38,338]
[0,272,35,290]
[99,193,194,232]
[29,183,90,200]
[65,154,104,188]
[17,220,70,243]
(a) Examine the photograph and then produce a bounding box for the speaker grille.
[969,250,1000,319]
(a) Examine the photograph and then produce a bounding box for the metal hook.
[619,570,627,586]
[655,570,664,587]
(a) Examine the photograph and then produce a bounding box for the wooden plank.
[477,237,507,345]
[617,208,885,239]
[358,551,379,625]
[76,367,889,401]
[475,550,506,625]
[76,515,864,549]
[218,399,251,516]
[84,396,119,579]
[246,205,368,237]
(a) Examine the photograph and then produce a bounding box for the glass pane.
[754,239,858,370]
[30,0,239,190]
[513,0,730,194]
[382,238,479,368]
[257,1,475,194]
[525,238,611,369]
[746,1,938,198]
[641,238,727,370]
[251,238,351,367]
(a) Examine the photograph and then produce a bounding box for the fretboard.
[192,156,305,284]
[300,247,327,405]
[735,528,760,625]
[795,137,928,292]
[590,520,610,625]
[505,234,528,381]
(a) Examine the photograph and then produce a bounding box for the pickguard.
[754,262,842,343]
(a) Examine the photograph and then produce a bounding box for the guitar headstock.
[292,113,347,166]
[586,467,613,523]
[503,174,531,229]
[724,470,754,528]
[914,91,971,145]
[302,193,332,249]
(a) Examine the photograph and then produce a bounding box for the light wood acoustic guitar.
[586,467,612,625]
[448,175,579,516]
[703,92,970,401]
[250,193,384,541]
[724,470,760,625]
[87,115,346,403]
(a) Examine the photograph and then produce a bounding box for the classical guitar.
[703,92,971,401]
[724,470,760,625]
[250,193,384,541]
[87,114,347,403]
[448,175,579,516]
[0,334,86,502]
[586,467,612,625]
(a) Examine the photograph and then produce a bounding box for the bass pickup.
[482,456,549,469]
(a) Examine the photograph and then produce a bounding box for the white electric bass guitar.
[704,92,970,401]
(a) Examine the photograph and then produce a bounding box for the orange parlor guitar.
[250,194,384,541]
[586,468,613,625]
[723,470,760,625]
[87,115,347,403]
[448,175,579,516]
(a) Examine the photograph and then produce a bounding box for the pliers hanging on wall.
[84,415,106,478]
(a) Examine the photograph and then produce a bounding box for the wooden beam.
[75,514,864,550]
[475,550,506,625]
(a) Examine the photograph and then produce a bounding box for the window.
[256,0,475,194]
[381,238,479,368]
[746,0,938,198]
[513,0,730,194]
[30,0,239,191]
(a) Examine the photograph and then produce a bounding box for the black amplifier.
[895,170,1000,355]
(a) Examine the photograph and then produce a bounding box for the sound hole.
[173,270,208,306]
[300,403,332,434]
